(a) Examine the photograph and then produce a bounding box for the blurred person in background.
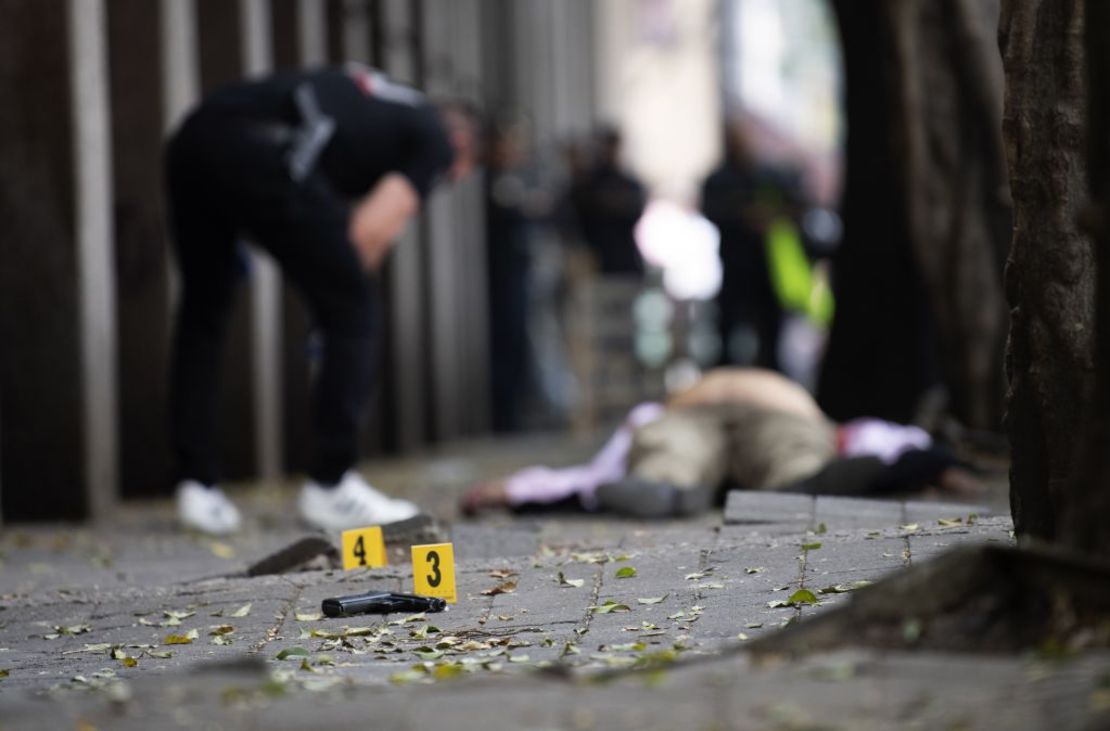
[166,65,478,534]
[577,127,648,277]
[485,119,551,432]
[700,119,788,370]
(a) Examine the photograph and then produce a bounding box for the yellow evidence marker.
[341,526,387,570]
[411,543,457,604]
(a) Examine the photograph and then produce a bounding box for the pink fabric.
[504,403,666,510]
[838,418,932,464]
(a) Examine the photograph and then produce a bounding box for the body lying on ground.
[462,368,982,518]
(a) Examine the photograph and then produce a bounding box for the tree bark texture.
[885,0,1012,431]
[821,0,1010,431]
[1000,0,1091,541]
[1059,0,1110,556]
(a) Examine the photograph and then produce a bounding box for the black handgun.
[321,591,447,617]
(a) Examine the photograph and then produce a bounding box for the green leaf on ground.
[937,517,963,527]
[230,603,252,618]
[631,648,680,670]
[389,669,427,685]
[637,595,667,605]
[902,618,923,642]
[787,589,818,606]
[295,612,322,622]
[433,662,467,680]
[900,523,920,533]
[412,647,445,661]
[745,622,763,629]
[737,632,750,641]
[801,542,823,551]
[815,523,828,534]
[209,541,235,559]
[275,646,310,660]
[615,566,637,579]
[164,629,199,645]
[209,625,234,636]
[606,642,646,652]
[0,669,9,679]
[591,600,632,614]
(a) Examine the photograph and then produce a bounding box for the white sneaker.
[298,471,419,531]
[176,481,242,535]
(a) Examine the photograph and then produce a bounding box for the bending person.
[167,65,479,534]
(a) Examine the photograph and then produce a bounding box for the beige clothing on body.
[628,368,836,491]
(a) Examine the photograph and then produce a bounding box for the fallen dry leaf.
[481,580,517,596]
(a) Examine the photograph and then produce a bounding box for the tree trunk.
[1000,0,1091,541]
[821,0,1010,431]
[819,0,940,426]
[885,0,1011,431]
[1059,0,1110,556]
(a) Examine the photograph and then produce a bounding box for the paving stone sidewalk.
[2,480,1107,730]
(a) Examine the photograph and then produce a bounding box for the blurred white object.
[634,199,722,301]
[778,313,827,393]
[664,357,703,394]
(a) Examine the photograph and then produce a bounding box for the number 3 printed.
[427,550,442,587]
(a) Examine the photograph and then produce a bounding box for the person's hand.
[348,206,396,271]
[347,173,420,272]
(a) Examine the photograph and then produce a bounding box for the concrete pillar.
[239,0,282,482]
[194,0,256,480]
[161,0,200,132]
[0,1,86,521]
[298,0,328,65]
[109,0,173,498]
[70,0,119,521]
[274,0,329,475]
[380,0,428,452]
[421,0,489,439]
[342,0,374,64]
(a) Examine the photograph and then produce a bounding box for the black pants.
[166,107,372,487]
